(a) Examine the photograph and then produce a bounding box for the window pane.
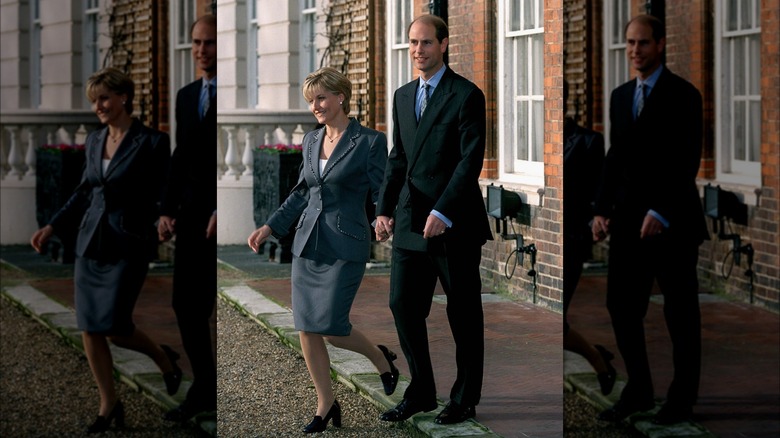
[749,100,760,161]
[524,0,534,30]
[509,0,521,31]
[532,33,543,95]
[740,0,752,29]
[749,34,760,94]
[727,0,738,31]
[734,39,745,94]
[517,39,527,95]
[734,100,745,160]
[611,0,622,44]
[532,100,543,162]
[517,100,528,160]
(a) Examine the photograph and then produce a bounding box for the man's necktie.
[635,82,645,119]
[200,82,211,119]
[419,83,430,121]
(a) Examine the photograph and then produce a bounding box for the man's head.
[408,14,448,80]
[625,14,665,79]
[191,15,217,79]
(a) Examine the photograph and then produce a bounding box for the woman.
[247,67,398,433]
[30,67,182,434]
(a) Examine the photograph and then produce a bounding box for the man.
[158,13,217,422]
[592,14,707,425]
[375,14,492,425]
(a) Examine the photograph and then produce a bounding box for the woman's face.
[90,85,127,125]
[307,87,343,125]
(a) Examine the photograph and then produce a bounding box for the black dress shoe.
[160,344,183,396]
[653,403,692,425]
[434,401,476,424]
[163,399,214,422]
[87,401,125,434]
[597,399,654,422]
[594,344,617,395]
[303,400,341,433]
[379,398,438,422]
[377,345,399,395]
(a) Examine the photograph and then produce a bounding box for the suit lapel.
[321,119,359,179]
[104,121,143,180]
[92,128,107,180]
[306,127,324,183]
[408,71,455,171]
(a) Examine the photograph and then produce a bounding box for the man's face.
[192,22,216,78]
[408,21,447,79]
[625,21,665,78]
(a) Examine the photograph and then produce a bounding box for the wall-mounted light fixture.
[703,184,754,300]
[486,184,537,285]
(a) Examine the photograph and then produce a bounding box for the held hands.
[30,225,54,254]
[374,216,394,242]
[591,215,609,242]
[158,216,176,242]
[248,225,272,253]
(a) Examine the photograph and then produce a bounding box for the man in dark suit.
[375,14,492,425]
[158,13,217,422]
[592,14,707,425]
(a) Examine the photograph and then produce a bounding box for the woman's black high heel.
[594,344,617,395]
[303,400,341,433]
[161,344,183,395]
[377,345,399,395]
[86,400,125,434]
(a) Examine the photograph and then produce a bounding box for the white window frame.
[248,0,260,108]
[714,0,761,186]
[83,0,101,108]
[385,0,413,152]
[497,0,544,187]
[300,0,318,89]
[31,0,42,108]
[169,0,196,151]
[602,0,630,151]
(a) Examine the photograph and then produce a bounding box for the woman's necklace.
[325,130,344,143]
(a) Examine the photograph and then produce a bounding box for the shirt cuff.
[431,210,452,228]
[648,209,669,228]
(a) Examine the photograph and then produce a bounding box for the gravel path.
[216,299,418,437]
[0,296,204,438]
[564,388,645,437]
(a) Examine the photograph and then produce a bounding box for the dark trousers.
[389,243,484,406]
[172,224,217,409]
[606,230,701,408]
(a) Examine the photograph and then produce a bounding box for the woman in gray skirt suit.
[247,67,399,433]
[30,67,182,434]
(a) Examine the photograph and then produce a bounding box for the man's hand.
[422,214,447,239]
[640,213,664,239]
[206,213,216,239]
[158,215,176,242]
[375,215,394,242]
[592,215,609,242]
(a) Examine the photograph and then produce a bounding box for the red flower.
[256,143,302,154]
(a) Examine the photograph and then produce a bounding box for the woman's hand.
[248,225,272,253]
[30,225,54,254]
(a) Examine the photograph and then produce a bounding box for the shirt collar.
[419,64,447,90]
[203,76,217,88]
[638,65,662,92]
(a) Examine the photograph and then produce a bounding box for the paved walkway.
[2,244,778,437]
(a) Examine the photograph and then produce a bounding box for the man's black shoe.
[434,401,476,424]
[653,403,692,425]
[163,400,214,423]
[597,399,654,422]
[379,398,438,422]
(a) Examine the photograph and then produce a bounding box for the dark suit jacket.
[377,67,492,251]
[50,119,171,261]
[267,118,387,263]
[594,67,708,244]
[160,78,217,229]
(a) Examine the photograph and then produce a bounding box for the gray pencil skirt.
[74,256,149,335]
[291,254,366,336]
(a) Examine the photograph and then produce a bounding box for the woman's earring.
[122,101,126,105]
[339,101,343,105]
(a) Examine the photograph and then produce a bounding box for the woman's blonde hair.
[302,67,352,115]
[86,67,135,115]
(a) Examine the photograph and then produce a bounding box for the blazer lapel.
[104,122,142,180]
[321,119,359,179]
[408,71,454,170]
[92,128,107,180]
[306,127,324,183]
